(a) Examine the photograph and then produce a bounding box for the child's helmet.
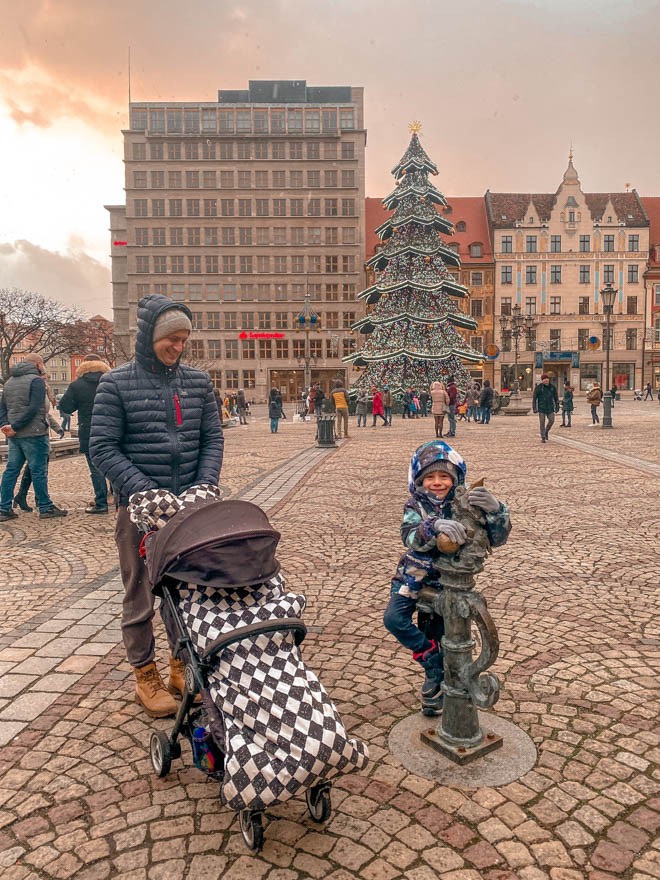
[408,440,467,493]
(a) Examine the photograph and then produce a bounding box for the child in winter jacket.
[383,440,511,715]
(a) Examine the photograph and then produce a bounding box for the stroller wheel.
[239,809,263,852]
[306,784,332,823]
[150,731,172,778]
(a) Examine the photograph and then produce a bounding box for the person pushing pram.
[129,486,369,851]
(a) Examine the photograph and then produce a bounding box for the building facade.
[641,197,660,389]
[107,80,366,402]
[486,157,649,392]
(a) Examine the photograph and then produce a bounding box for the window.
[241,311,255,330]
[274,340,288,359]
[271,170,285,188]
[271,111,285,133]
[206,340,221,359]
[501,330,511,352]
[241,284,255,301]
[222,255,236,274]
[626,328,637,350]
[307,255,320,273]
[271,142,285,159]
[135,228,148,246]
[169,199,182,217]
[578,329,589,351]
[131,108,147,130]
[469,243,483,258]
[525,236,537,253]
[253,110,268,134]
[133,171,147,188]
[604,234,615,252]
[501,265,512,285]
[189,340,204,360]
[307,142,320,159]
[255,199,269,216]
[237,142,250,160]
[238,227,253,246]
[341,199,355,217]
[322,109,337,132]
[470,299,483,318]
[170,227,183,245]
[626,295,637,315]
[456,221,466,232]
[289,141,303,159]
[168,171,182,189]
[224,312,237,330]
[470,272,483,287]
[186,199,200,217]
[550,265,562,284]
[568,211,575,223]
[525,297,536,315]
[325,284,338,301]
[256,228,269,245]
[221,199,235,217]
[170,255,184,273]
[308,198,321,216]
[291,227,304,245]
[136,256,149,274]
[342,227,356,245]
[580,265,590,284]
[187,227,200,245]
[290,170,303,188]
[238,199,252,217]
[239,256,253,274]
[307,170,320,188]
[550,296,561,315]
[325,199,338,216]
[628,234,639,252]
[501,235,513,253]
[242,339,256,360]
[203,199,217,217]
[221,227,235,246]
[168,143,181,160]
[219,143,233,161]
[258,339,272,359]
[134,199,148,217]
[274,283,286,301]
[257,256,270,274]
[205,255,219,273]
[655,284,660,306]
[579,235,590,252]
[185,143,199,160]
[288,110,303,133]
[273,199,286,217]
[342,311,356,329]
[225,370,239,389]
[150,109,165,133]
[525,265,537,284]
[188,256,201,274]
[186,170,199,189]
[628,265,639,283]
[238,171,251,189]
[325,170,338,188]
[326,256,338,273]
[501,297,512,316]
[339,109,354,130]
[342,255,355,273]
[291,256,305,274]
[470,336,483,352]
[603,264,615,284]
[207,312,220,330]
[201,108,216,133]
[549,329,561,351]
[341,142,355,159]
[325,227,338,245]
[275,312,288,330]
[342,338,356,358]
[290,199,303,217]
[256,312,272,330]
[292,339,305,359]
[324,142,337,159]
[550,235,561,253]
[525,328,536,351]
[341,170,355,187]
[579,296,590,315]
[325,311,339,329]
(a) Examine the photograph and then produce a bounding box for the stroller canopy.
[146,500,281,591]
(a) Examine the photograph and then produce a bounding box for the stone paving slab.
[0,403,658,878]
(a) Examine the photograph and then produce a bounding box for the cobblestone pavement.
[0,400,658,880]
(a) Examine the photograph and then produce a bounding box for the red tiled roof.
[485,190,648,228]
[641,197,660,245]
[365,196,492,263]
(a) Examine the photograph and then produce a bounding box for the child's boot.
[414,641,444,716]
[133,662,177,718]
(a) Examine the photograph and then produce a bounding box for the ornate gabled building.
[486,156,649,392]
[641,196,660,390]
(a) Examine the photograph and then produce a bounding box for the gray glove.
[432,519,468,544]
[468,487,500,513]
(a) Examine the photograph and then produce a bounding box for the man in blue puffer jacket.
[90,294,223,717]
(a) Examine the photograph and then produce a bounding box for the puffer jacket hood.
[10,360,40,379]
[77,359,111,379]
[135,294,193,373]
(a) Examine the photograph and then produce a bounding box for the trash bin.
[316,414,336,448]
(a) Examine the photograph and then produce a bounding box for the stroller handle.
[201,619,307,661]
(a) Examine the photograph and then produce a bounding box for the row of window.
[500,234,641,254]
[131,106,356,136]
[191,337,357,362]
[133,226,358,247]
[500,295,639,316]
[500,328,640,352]
[132,140,356,162]
[133,169,356,190]
[135,254,358,275]
[133,197,356,218]
[189,310,357,331]
[500,264,639,285]
[134,281,357,303]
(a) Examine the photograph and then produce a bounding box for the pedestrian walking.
[383,440,511,715]
[560,382,574,427]
[401,388,413,419]
[330,379,351,439]
[446,376,458,437]
[382,385,393,425]
[57,395,72,434]
[478,380,494,424]
[419,388,429,417]
[13,386,64,513]
[586,382,603,425]
[371,387,387,426]
[610,384,617,408]
[430,380,449,438]
[57,354,111,513]
[237,389,248,425]
[268,387,283,433]
[644,381,653,400]
[313,384,325,416]
[532,374,560,443]
[355,389,368,427]
[0,354,68,521]
[90,294,223,718]
[465,386,477,422]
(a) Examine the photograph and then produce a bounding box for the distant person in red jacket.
[371,387,387,426]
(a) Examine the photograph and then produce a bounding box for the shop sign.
[238,331,285,339]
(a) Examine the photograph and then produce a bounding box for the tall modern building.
[106,80,366,401]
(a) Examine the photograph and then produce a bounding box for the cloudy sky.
[1,0,658,318]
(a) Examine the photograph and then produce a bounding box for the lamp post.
[600,282,617,429]
[296,291,320,395]
[499,304,536,415]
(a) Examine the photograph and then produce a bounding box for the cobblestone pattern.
[0,402,658,879]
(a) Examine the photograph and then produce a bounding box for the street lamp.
[499,304,536,395]
[600,282,617,429]
[296,291,320,394]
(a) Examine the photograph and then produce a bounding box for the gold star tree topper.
[409,120,422,134]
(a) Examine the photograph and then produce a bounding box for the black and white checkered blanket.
[177,574,369,811]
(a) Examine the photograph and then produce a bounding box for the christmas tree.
[346,125,482,391]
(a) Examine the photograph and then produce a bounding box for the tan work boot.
[133,663,178,718]
[168,656,201,704]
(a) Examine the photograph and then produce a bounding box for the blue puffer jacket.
[89,295,223,505]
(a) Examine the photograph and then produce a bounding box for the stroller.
[138,494,368,851]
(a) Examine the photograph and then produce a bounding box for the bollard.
[316,414,337,448]
[417,484,503,764]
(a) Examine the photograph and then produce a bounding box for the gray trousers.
[538,411,555,439]
[115,506,177,668]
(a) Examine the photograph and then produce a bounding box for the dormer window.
[568,211,575,222]
[456,221,466,232]
[528,217,535,224]
[469,242,483,258]
[607,216,612,223]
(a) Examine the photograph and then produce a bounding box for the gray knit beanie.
[152,309,192,343]
[415,461,458,487]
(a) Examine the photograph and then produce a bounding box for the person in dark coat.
[478,380,494,425]
[268,387,283,433]
[237,389,248,425]
[58,355,111,512]
[532,374,560,443]
[560,382,575,427]
[90,294,224,718]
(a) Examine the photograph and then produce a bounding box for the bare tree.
[0,288,97,381]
